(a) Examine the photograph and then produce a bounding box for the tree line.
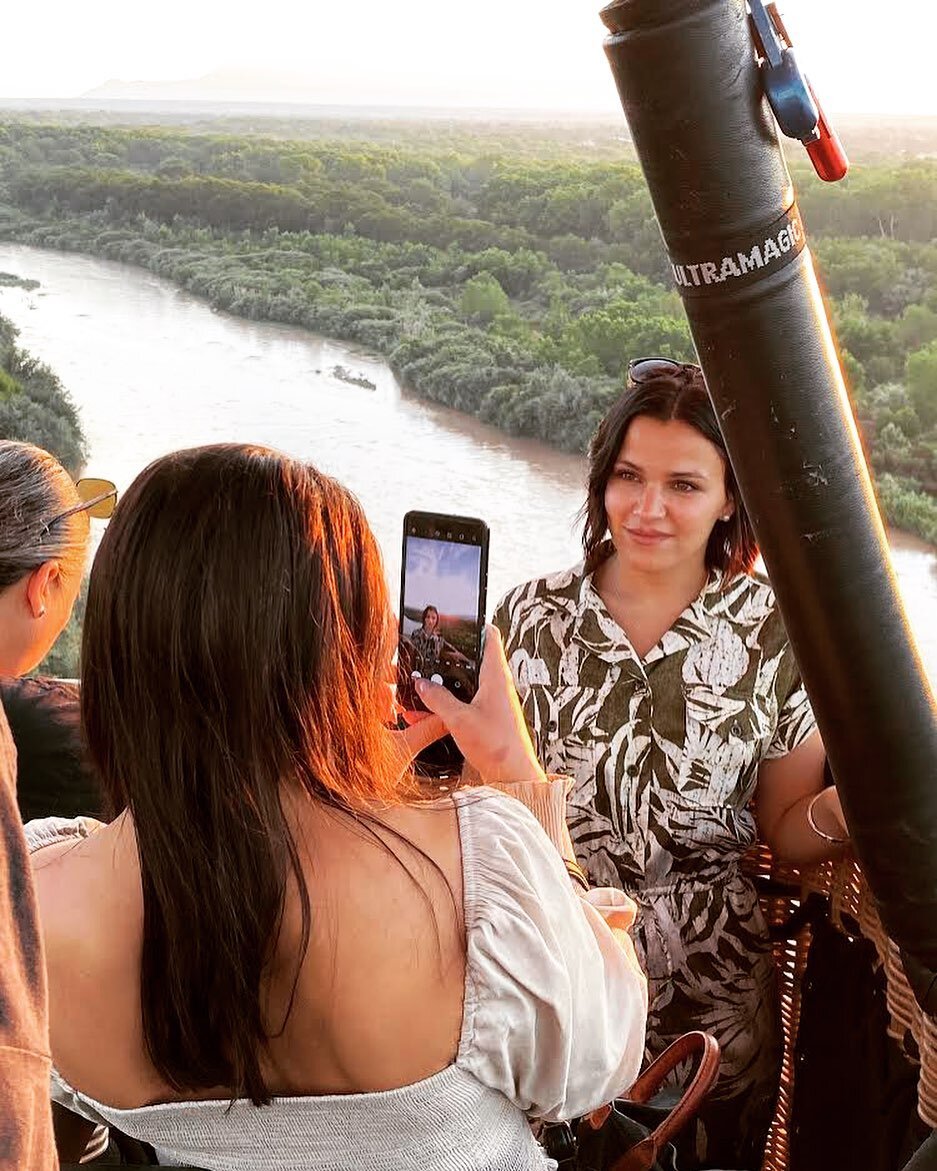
[0,120,934,542]
[0,307,85,474]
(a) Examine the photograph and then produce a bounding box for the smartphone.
[397,511,490,780]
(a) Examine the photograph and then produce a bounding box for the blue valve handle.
[749,0,820,143]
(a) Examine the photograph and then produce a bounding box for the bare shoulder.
[31,817,142,973]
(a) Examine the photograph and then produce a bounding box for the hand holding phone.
[414,625,547,786]
[397,511,489,779]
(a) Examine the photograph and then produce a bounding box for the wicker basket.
[748,844,937,1171]
[742,843,812,1171]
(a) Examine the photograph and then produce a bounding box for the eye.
[671,480,698,493]
[615,467,640,482]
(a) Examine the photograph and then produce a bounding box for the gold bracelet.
[806,791,849,844]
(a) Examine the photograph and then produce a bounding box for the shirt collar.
[569,553,730,665]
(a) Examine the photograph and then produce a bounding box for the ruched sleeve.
[24,815,103,854]
[454,789,647,1123]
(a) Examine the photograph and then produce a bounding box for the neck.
[598,550,709,610]
[0,587,36,676]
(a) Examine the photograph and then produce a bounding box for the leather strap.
[583,1031,721,1171]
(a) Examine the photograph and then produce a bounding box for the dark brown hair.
[582,365,758,580]
[81,444,397,1104]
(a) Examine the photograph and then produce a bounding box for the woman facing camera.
[409,604,471,680]
[28,444,646,1171]
[494,360,848,1170]
[0,440,110,1168]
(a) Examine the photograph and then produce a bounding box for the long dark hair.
[81,444,396,1104]
[582,366,758,580]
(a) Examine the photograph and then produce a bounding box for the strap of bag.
[582,1031,721,1171]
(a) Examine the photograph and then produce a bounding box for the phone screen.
[397,512,489,780]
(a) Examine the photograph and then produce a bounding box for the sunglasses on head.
[42,477,118,534]
[627,357,701,385]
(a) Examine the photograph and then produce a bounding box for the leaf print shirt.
[494,558,816,893]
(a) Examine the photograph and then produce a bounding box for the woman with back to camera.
[494,360,849,1170]
[26,443,647,1171]
[0,440,108,1168]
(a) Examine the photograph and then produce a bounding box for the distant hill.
[0,90,935,161]
[77,68,623,123]
[81,67,357,105]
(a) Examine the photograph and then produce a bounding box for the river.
[2,243,936,688]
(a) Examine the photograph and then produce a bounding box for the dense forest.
[0,118,934,542]
[0,301,85,474]
[0,300,87,674]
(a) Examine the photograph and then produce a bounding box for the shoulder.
[25,815,104,857]
[27,817,110,942]
[493,563,586,641]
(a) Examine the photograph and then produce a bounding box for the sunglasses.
[627,357,701,385]
[42,477,118,534]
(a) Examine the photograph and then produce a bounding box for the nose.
[634,483,666,519]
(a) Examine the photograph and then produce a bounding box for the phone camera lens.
[458,532,464,540]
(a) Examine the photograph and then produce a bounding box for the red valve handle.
[805,95,849,182]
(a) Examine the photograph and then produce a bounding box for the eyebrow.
[614,459,711,480]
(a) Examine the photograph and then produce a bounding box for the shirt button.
[626,764,640,778]
[548,719,558,733]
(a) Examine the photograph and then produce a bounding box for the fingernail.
[414,678,426,694]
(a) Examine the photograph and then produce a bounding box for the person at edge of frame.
[0,440,105,1169]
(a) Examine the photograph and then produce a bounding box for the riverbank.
[1,245,927,683]
[0,306,85,474]
[1,243,934,694]
[4,215,936,551]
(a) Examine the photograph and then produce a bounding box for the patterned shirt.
[409,626,449,678]
[494,558,817,1164]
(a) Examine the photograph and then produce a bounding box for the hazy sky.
[402,539,483,623]
[4,0,934,115]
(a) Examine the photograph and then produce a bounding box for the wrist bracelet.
[565,858,590,891]
[806,791,849,844]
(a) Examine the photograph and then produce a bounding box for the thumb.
[415,677,464,725]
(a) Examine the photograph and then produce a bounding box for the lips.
[626,528,671,545]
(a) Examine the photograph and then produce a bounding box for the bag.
[542,1032,721,1171]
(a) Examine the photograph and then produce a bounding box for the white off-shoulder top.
[27,784,647,1171]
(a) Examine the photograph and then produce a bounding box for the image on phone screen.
[397,513,488,779]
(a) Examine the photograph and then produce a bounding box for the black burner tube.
[601,0,937,987]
